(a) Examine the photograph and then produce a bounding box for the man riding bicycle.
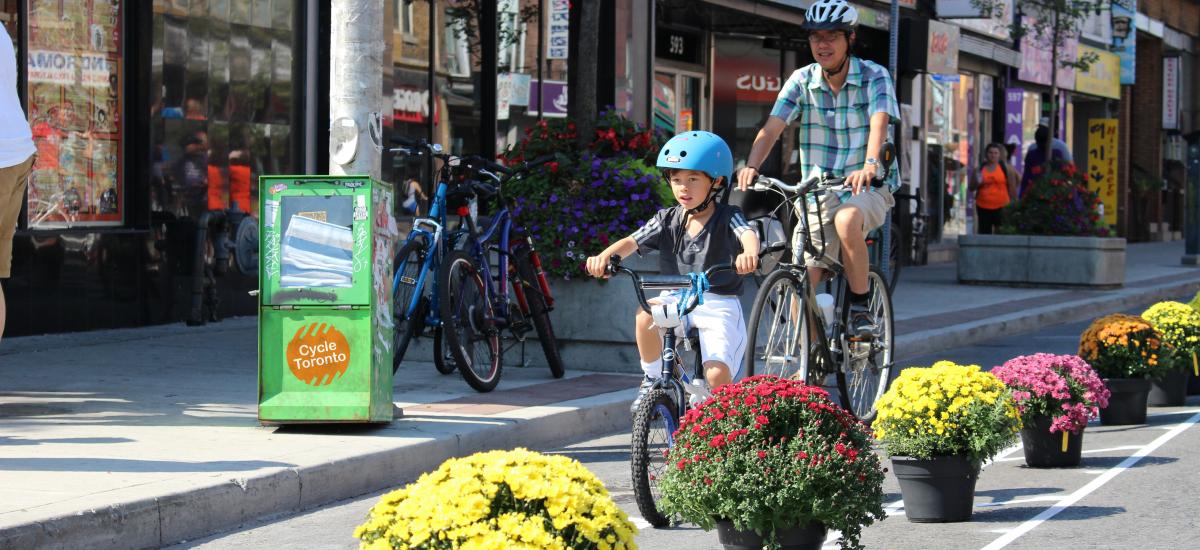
[736,0,899,341]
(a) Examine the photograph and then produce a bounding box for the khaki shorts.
[0,155,34,278]
[792,187,894,271]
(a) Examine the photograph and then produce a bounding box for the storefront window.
[613,0,635,119]
[151,0,295,221]
[926,73,976,239]
[712,35,782,172]
[25,0,123,228]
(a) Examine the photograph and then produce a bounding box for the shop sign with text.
[1087,119,1119,226]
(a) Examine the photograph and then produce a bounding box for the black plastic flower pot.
[1189,371,1200,396]
[1099,378,1151,425]
[1148,369,1189,406]
[1019,415,1084,468]
[714,520,827,550]
[890,455,980,523]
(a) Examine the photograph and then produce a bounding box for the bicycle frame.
[393,174,457,330]
[461,207,519,321]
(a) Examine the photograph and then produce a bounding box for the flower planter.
[891,455,980,523]
[1019,415,1084,468]
[714,520,827,550]
[1148,369,1189,406]
[1189,372,1200,396]
[957,234,1125,287]
[1099,378,1151,425]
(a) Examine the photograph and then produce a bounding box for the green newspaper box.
[257,175,395,423]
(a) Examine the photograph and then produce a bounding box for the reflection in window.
[279,196,354,288]
[151,1,294,221]
[25,1,123,228]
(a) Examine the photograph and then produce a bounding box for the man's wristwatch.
[864,158,878,168]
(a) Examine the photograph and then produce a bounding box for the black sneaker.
[848,305,876,341]
[630,376,656,413]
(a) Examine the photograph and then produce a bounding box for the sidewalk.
[2,240,1198,549]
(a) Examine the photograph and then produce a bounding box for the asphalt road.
[171,316,1200,550]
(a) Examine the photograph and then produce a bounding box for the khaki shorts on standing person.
[792,187,894,271]
[0,154,34,278]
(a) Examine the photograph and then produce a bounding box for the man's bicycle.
[439,156,565,392]
[742,148,897,422]
[604,255,737,527]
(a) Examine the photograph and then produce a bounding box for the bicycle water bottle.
[816,293,836,327]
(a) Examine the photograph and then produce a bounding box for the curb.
[896,276,1200,361]
[0,392,632,550]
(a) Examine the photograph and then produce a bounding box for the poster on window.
[25,0,123,228]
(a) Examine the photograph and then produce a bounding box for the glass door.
[653,69,706,134]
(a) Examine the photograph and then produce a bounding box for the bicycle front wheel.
[836,267,895,422]
[630,388,677,528]
[512,243,565,378]
[392,239,426,374]
[439,251,502,392]
[744,269,811,382]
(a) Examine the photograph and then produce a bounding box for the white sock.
[640,360,660,379]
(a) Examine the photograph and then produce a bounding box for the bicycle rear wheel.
[836,267,894,422]
[440,250,502,392]
[392,239,426,374]
[630,388,677,528]
[744,269,811,382]
[512,243,565,378]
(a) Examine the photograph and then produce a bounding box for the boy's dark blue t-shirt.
[630,203,753,295]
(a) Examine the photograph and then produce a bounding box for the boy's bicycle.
[605,254,737,527]
[742,147,897,422]
[439,156,565,392]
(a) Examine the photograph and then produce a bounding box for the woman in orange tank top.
[970,143,1018,234]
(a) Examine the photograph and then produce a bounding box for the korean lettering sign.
[1087,119,1118,227]
[546,0,570,59]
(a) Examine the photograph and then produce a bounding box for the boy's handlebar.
[604,255,736,316]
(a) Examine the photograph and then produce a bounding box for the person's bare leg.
[635,307,664,365]
[704,360,732,389]
[834,206,869,294]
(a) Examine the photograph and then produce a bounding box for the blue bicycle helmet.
[656,131,733,186]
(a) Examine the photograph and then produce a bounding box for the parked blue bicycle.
[390,136,563,392]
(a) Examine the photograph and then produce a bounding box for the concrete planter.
[409,253,756,373]
[957,234,1126,288]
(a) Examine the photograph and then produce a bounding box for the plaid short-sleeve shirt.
[770,57,900,198]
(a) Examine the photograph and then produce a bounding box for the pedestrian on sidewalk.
[970,143,1017,234]
[0,22,37,343]
[1019,124,1072,198]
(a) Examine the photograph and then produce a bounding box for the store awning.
[960,34,1020,68]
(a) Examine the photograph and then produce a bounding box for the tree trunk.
[574,2,600,148]
[330,0,384,178]
[1046,10,1060,173]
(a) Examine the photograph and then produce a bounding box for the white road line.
[979,410,1200,550]
[630,517,652,530]
[992,444,1143,462]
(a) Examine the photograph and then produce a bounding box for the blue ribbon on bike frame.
[674,272,710,317]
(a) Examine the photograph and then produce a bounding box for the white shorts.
[650,291,747,379]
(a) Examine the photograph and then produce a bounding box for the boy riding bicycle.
[736,0,900,341]
[585,131,760,408]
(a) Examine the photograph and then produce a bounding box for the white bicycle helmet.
[803,0,859,31]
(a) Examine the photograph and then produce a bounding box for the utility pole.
[329,0,385,178]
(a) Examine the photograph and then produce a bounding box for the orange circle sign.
[286,322,351,386]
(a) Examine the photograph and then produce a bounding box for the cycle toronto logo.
[286,322,351,386]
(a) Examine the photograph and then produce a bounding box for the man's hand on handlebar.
[845,165,879,195]
[736,166,760,192]
[735,251,759,275]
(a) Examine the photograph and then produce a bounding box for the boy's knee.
[635,309,653,329]
[704,361,733,387]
